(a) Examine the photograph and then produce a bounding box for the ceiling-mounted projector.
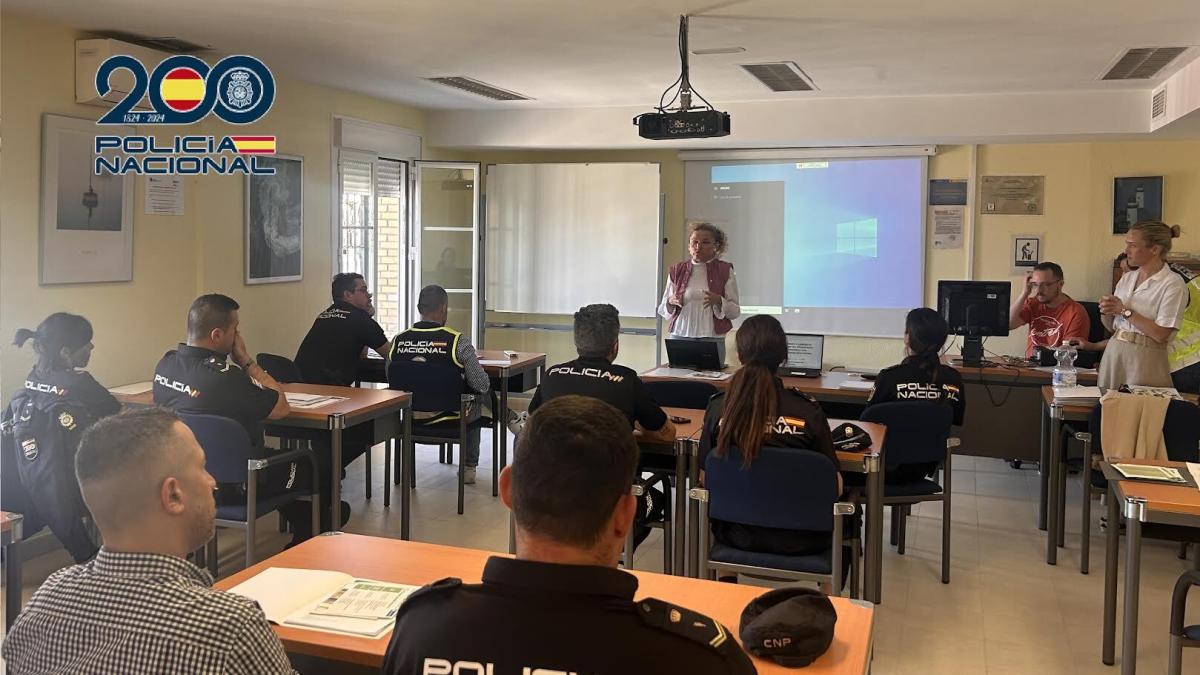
[634,15,730,140]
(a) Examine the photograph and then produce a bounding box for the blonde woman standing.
[1098,221,1188,388]
[658,222,741,363]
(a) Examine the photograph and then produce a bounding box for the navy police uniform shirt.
[381,556,756,675]
[153,344,279,445]
[867,361,966,426]
[20,368,121,421]
[699,378,837,468]
[528,356,669,432]
[294,301,388,386]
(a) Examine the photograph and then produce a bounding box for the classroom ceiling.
[8,0,1200,111]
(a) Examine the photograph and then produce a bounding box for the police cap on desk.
[739,587,836,667]
[830,422,871,452]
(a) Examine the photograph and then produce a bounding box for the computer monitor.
[782,334,824,377]
[665,338,725,371]
[937,280,1011,367]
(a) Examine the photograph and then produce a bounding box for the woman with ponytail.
[11,313,120,419]
[866,308,965,482]
[698,314,841,558]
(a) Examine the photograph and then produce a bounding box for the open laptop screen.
[784,334,824,372]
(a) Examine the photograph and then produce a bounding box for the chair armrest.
[1171,570,1200,635]
[1074,431,1092,443]
[834,501,857,516]
[460,393,482,423]
[247,448,320,496]
[630,483,645,497]
[947,437,961,449]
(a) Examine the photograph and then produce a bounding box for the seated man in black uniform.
[382,395,755,675]
[388,284,492,485]
[294,273,389,386]
[153,293,328,542]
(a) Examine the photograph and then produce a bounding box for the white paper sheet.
[108,381,153,395]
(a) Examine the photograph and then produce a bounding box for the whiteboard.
[485,163,661,317]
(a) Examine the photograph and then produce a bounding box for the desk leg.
[330,414,345,532]
[1121,499,1146,675]
[673,439,687,576]
[1046,411,1062,565]
[496,373,510,498]
[1038,401,1050,531]
[4,521,22,633]
[400,409,412,541]
[687,441,700,578]
[1103,484,1119,665]
[866,459,883,604]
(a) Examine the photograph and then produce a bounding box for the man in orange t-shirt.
[1008,261,1091,358]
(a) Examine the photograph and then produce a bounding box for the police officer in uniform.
[387,284,491,485]
[699,315,845,585]
[867,307,965,482]
[382,395,756,675]
[528,303,676,443]
[3,313,120,563]
[154,294,324,542]
[294,273,389,386]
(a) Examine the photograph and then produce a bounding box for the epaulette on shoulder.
[636,597,731,651]
[201,357,231,373]
[784,387,819,405]
[400,577,463,609]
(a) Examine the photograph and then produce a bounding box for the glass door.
[337,151,408,337]
[412,161,481,344]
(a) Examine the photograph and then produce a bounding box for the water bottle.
[1052,341,1078,388]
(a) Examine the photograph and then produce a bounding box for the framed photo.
[1113,176,1163,234]
[40,114,135,284]
[245,154,303,284]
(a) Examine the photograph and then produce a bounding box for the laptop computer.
[664,338,725,371]
[781,333,824,378]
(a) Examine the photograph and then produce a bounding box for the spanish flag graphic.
[160,67,205,113]
[229,136,277,154]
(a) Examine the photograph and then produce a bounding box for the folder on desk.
[227,567,419,638]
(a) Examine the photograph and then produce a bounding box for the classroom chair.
[643,380,720,410]
[387,363,495,515]
[860,402,958,584]
[179,412,319,572]
[692,446,860,598]
[1170,570,1200,675]
[1072,400,1200,574]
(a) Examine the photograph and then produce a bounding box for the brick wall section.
[376,196,402,337]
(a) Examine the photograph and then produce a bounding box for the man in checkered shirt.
[2,407,294,674]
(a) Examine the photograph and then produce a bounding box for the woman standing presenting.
[658,222,741,362]
[1098,220,1188,388]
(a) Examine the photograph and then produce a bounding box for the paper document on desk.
[284,393,348,409]
[643,366,732,381]
[479,359,511,366]
[227,567,418,638]
[109,381,153,395]
[1112,463,1186,483]
[1187,463,1200,491]
[1052,386,1102,401]
[838,379,875,391]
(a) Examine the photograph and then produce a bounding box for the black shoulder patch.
[784,387,820,405]
[401,577,463,609]
[637,597,732,651]
[201,357,231,373]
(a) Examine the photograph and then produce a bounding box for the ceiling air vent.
[1152,87,1167,119]
[426,76,532,101]
[740,62,817,92]
[1102,47,1187,80]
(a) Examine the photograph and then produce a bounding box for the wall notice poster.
[930,206,964,249]
[981,175,1044,215]
[1011,234,1041,274]
[145,176,184,216]
[929,179,968,206]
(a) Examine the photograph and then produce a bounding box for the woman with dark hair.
[866,308,966,481]
[698,314,841,560]
[12,313,120,418]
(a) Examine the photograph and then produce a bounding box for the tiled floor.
[8,434,1200,674]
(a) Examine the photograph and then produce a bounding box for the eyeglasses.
[354,286,370,295]
[1031,281,1061,289]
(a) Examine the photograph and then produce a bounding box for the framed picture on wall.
[1112,176,1163,234]
[245,154,303,284]
[39,114,135,284]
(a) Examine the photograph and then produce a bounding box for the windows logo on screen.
[835,218,878,257]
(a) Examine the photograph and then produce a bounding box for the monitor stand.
[952,335,995,368]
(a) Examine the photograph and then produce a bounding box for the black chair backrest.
[860,401,952,468]
[177,412,256,484]
[257,353,302,383]
[1079,301,1108,344]
[704,445,839,532]
[1089,399,1200,463]
[644,380,719,410]
[388,359,467,413]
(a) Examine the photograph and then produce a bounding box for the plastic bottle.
[1052,341,1078,388]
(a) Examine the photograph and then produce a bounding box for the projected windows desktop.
[685,156,926,337]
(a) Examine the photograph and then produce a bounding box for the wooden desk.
[113,383,414,539]
[1099,459,1200,675]
[2,511,24,632]
[215,533,875,674]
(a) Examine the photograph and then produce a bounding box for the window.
[338,153,406,337]
[835,218,878,257]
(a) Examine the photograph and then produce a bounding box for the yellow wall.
[0,11,425,400]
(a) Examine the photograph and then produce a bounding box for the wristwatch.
[1122,309,1133,319]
